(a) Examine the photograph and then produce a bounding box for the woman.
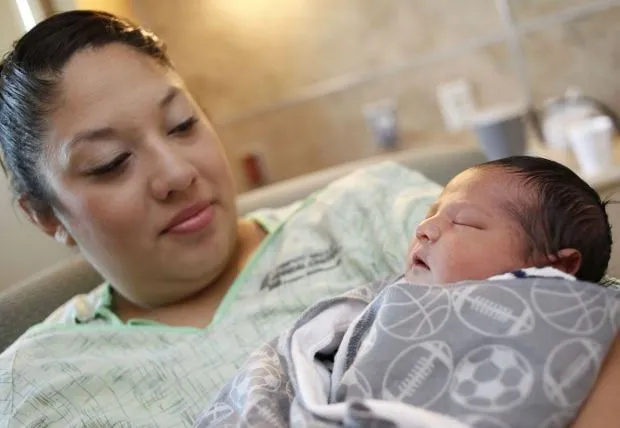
[0,11,438,426]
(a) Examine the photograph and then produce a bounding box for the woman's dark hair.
[0,10,171,214]
[479,156,613,282]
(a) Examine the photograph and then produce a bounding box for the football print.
[382,340,453,407]
[543,338,602,408]
[452,284,535,337]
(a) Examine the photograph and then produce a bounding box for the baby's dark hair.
[478,156,612,283]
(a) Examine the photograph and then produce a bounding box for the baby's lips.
[409,247,430,271]
[406,247,420,270]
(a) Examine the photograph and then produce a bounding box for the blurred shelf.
[528,138,620,192]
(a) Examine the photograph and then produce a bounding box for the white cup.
[568,115,614,176]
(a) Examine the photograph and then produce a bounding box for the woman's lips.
[162,202,215,235]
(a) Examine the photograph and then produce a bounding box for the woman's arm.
[572,334,620,427]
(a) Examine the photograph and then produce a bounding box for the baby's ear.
[549,248,582,276]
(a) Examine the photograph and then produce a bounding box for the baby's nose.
[415,220,440,242]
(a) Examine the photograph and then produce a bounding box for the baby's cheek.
[457,247,506,281]
[440,252,474,283]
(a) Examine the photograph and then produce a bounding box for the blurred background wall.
[2,0,620,287]
[48,0,620,191]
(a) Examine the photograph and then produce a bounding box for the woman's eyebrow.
[66,86,182,150]
[160,86,179,108]
[67,127,118,149]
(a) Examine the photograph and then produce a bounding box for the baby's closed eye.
[451,205,489,230]
[453,221,481,229]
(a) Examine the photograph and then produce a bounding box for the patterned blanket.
[197,269,620,427]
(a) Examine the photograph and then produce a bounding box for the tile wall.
[66,0,620,191]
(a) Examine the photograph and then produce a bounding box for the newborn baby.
[199,156,618,428]
[406,155,612,285]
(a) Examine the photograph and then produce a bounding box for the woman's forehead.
[59,43,176,107]
[49,44,183,142]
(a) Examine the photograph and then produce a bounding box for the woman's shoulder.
[302,161,441,228]
[44,283,111,324]
[310,161,442,214]
[249,161,441,216]
[320,160,440,194]
[234,162,442,295]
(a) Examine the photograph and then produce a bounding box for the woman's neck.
[113,218,266,327]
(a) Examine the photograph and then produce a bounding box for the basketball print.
[356,324,379,360]
[243,394,287,428]
[543,338,602,408]
[452,284,535,337]
[197,402,235,427]
[459,414,511,428]
[252,343,282,367]
[450,345,534,412]
[378,283,451,341]
[531,280,608,334]
[382,341,453,407]
[229,362,283,408]
[283,380,294,401]
[340,366,373,400]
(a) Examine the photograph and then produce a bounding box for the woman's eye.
[168,117,197,136]
[87,153,130,176]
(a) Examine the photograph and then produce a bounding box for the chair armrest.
[0,255,103,352]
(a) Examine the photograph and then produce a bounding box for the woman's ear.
[549,248,582,276]
[18,196,76,247]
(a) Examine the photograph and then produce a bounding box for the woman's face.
[38,44,238,307]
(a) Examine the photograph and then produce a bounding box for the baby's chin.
[404,266,435,285]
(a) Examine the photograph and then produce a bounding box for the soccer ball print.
[450,345,534,412]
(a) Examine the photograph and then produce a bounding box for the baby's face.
[406,167,531,285]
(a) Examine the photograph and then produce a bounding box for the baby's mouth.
[412,256,430,270]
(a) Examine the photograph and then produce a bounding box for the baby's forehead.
[439,167,530,209]
[446,166,526,193]
[446,166,509,187]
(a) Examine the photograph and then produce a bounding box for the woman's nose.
[415,218,440,242]
[150,145,199,200]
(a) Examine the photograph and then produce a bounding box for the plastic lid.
[471,104,526,126]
